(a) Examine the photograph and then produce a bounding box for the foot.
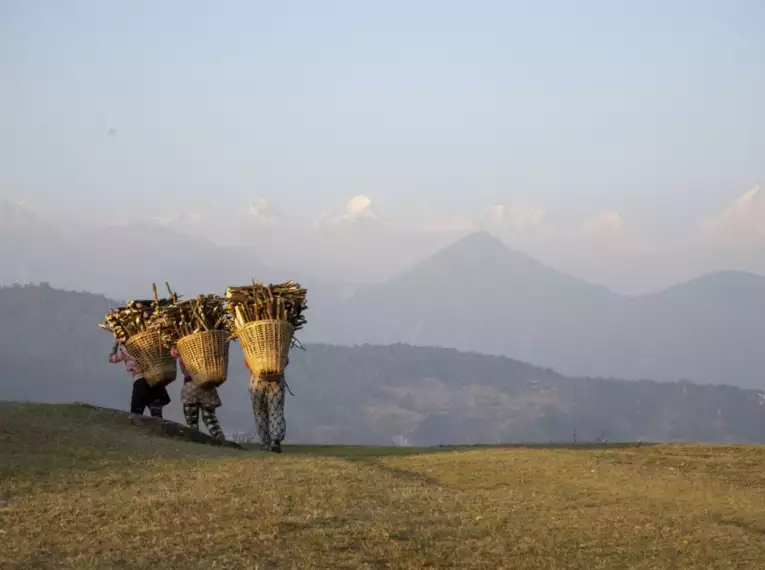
[260,443,271,452]
[270,440,282,454]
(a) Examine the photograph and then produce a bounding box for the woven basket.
[125,330,177,387]
[237,319,295,376]
[176,330,230,388]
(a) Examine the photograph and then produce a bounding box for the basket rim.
[125,329,162,346]
[238,319,295,331]
[177,329,230,342]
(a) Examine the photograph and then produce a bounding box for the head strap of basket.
[238,319,295,376]
[125,330,177,386]
[176,329,231,388]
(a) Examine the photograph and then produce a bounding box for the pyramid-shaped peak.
[390,230,541,285]
[445,231,514,253]
[456,230,506,247]
[387,227,613,301]
[438,231,533,262]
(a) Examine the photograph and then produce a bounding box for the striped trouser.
[250,376,286,446]
[184,404,224,440]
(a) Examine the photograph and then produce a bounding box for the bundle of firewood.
[149,293,232,348]
[100,283,179,344]
[225,280,308,332]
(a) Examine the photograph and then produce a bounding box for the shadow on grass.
[274,442,660,488]
[466,442,658,451]
[235,444,439,459]
[279,442,658,460]
[71,403,246,450]
[0,401,245,452]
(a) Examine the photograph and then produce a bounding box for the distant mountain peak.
[657,270,765,294]
[638,270,765,309]
[432,230,536,265]
[386,229,616,301]
[458,230,506,246]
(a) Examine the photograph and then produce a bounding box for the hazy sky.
[2,1,765,291]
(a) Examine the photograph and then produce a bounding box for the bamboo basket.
[125,330,177,387]
[237,319,294,376]
[176,330,230,388]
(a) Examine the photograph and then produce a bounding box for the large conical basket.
[125,330,177,387]
[237,319,294,376]
[176,330,230,389]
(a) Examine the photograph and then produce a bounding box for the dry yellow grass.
[2,403,765,569]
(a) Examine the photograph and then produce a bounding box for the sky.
[1,0,764,292]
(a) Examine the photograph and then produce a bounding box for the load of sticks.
[225,280,308,375]
[98,279,308,383]
[99,283,180,386]
[98,283,179,344]
[149,294,232,388]
[149,294,232,348]
[99,283,179,344]
[225,280,308,333]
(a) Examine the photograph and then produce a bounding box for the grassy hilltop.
[2,404,765,569]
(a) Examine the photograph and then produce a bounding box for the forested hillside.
[1,284,764,445]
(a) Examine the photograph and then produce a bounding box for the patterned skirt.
[180,380,222,409]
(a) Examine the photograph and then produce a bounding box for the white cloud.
[337,195,377,221]
[316,195,380,226]
[150,212,206,227]
[142,210,247,247]
[345,195,376,218]
[581,211,625,237]
[8,186,765,293]
[146,199,283,237]
[503,206,546,227]
[697,185,765,246]
[576,210,653,255]
[490,205,549,236]
[246,199,282,226]
[488,204,506,222]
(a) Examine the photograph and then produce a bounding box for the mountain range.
[319,232,765,388]
[1,284,764,445]
[1,203,764,389]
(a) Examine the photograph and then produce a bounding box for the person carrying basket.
[109,342,171,418]
[170,347,226,440]
[248,357,290,453]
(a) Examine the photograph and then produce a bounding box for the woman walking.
[170,347,226,440]
[109,342,170,418]
[248,358,289,453]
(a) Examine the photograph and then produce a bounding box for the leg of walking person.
[249,379,271,451]
[147,384,171,419]
[130,377,150,415]
[201,408,225,440]
[266,377,286,453]
[184,403,200,430]
[181,379,199,429]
